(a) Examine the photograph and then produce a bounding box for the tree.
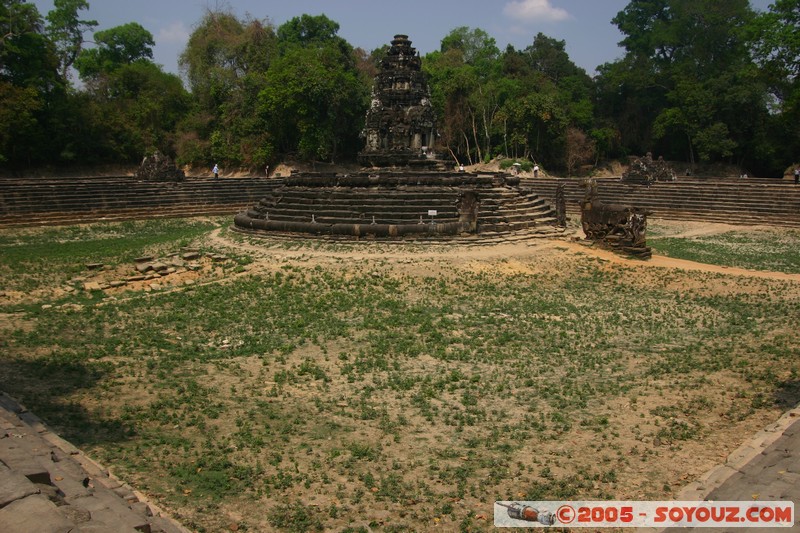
[425,27,502,164]
[1,0,60,89]
[276,13,351,60]
[259,15,366,163]
[564,127,595,176]
[178,10,278,167]
[0,0,64,165]
[45,0,96,79]
[749,0,800,167]
[600,0,769,170]
[75,22,154,79]
[70,22,188,161]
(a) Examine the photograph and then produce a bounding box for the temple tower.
[358,35,438,168]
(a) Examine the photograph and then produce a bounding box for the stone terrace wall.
[521,177,800,228]
[0,176,280,227]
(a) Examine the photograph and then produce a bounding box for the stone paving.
[0,392,189,533]
[640,404,800,532]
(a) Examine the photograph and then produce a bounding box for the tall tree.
[0,0,63,165]
[600,0,768,170]
[259,14,366,163]
[45,0,96,79]
[425,27,501,164]
[74,22,154,79]
[178,10,278,167]
[73,22,188,161]
[749,0,800,167]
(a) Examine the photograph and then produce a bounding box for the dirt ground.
[2,218,799,532]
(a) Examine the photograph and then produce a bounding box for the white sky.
[30,0,774,79]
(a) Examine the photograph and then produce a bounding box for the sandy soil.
[3,218,798,532]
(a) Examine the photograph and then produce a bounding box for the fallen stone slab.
[85,263,104,271]
[181,252,201,261]
[126,275,147,282]
[66,489,150,532]
[83,282,102,291]
[133,256,155,263]
[0,441,51,485]
[135,263,153,274]
[109,281,127,288]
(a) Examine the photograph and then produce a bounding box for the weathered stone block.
[0,494,74,533]
[0,466,40,507]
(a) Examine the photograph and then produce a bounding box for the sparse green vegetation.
[648,223,800,274]
[0,218,798,531]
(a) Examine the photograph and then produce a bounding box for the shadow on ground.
[0,356,134,446]
[774,379,800,410]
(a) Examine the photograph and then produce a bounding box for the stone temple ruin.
[621,153,676,185]
[234,35,564,240]
[134,151,185,182]
[358,35,438,169]
[580,179,652,258]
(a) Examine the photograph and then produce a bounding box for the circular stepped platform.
[233,171,561,239]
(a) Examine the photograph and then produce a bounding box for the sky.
[31,0,774,79]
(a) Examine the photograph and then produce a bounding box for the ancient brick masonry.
[358,35,438,169]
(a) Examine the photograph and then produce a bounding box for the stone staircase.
[0,176,280,227]
[477,188,557,232]
[248,187,462,226]
[234,172,561,239]
[520,177,800,228]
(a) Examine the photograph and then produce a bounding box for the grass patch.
[1,219,798,531]
[648,225,800,273]
[0,218,220,293]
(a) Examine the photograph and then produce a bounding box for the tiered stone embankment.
[521,177,800,228]
[234,172,560,239]
[3,174,798,230]
[0,176,279,227]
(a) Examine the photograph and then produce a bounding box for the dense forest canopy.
[0,0,797,176]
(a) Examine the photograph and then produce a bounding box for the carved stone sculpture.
[580,179,652,258]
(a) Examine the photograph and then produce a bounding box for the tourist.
[459,164,465,172]
[794,167,799,184]
[533,164,540,178]
[265,165,269,177]
[212,164,219,179]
